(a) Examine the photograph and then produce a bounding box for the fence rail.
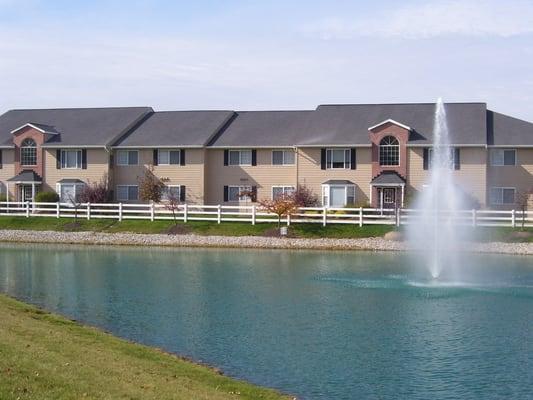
[0,201,531,228]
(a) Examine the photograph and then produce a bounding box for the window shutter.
[350,148,356,170]
[56,149,61,169]
[0,149,2,169]
[153,149,158,166]
[223,150,229,166]
[320,148,326,170]
[251,186,257,202]
[81,149,87,169]
[251,149,257,166]
[180,185,186,202]
[454,148,460,170]
[180,149,185,166]
[223,185,229,202]
[423,148,429,170]
[109,154,114,168]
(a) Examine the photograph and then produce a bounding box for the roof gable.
[368,119,411,132]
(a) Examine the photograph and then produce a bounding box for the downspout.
[294,146,299,189]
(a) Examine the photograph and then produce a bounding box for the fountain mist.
[408,99,466,279]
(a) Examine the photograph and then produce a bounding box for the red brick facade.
[12,126,46,177]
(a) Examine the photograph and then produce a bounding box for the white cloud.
[301,0,533,39]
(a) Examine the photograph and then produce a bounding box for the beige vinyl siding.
[296,147,372,205]
[0,149,16,199]
[44,149,110,194]
[114,149,205,204]
[407,147,487,207]
[487,148,533,209]
[205,149,297,204]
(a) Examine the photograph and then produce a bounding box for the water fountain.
[408,98,466,280]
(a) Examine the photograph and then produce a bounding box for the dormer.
[10,122,59,175]
[11,122,60,144]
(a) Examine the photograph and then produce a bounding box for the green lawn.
[0,216,394,238]
[0,293,290,400]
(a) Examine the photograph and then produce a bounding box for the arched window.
[379,136,399,166]
[20,138,37,166]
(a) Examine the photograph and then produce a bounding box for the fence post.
[87,202,91,220]
[150,201,155,222]
[217,204,221,224]
[183,203,188,223]
[56,202,60,218]
[359,207,363,227]
[511,209,516,228]
[118,203,123,221]
[251,205,256,225]
[472,209,477,227]
[26,201,30,218]
[323,207,327,227]
[396,208,401,227]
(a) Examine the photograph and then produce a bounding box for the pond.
[0,243,532,399]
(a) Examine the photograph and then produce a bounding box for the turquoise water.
[0,243,532,400]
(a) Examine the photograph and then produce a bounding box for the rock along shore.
[0,229,532,255]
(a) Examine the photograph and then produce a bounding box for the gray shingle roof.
[115,111,235,147]
[488,110,533,146]
[0,107,152,147]
[7,170,42,182]
[305,103,488,146]
[208,111,314,147]
[371,171,406,185]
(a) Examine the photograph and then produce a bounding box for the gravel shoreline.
[0,229,532,255]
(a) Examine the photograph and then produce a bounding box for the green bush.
[0,193,7,202]
[35,191,60,202]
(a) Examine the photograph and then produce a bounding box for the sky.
[1,0,533,121]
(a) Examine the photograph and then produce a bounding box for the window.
[116,185,139,201]
[158,150,180,165]
[428,148,456,169]
[490,187,515,205]
[272,186,295,199]
[326,149,350,169]
[20,138,37,166]
[272,150,295,165]
[490,149,516,166]
[228,185,252,201]
[161,185,180,201]
[379,136,400,166]
[322,185,356,207]
[229,150,252,166]
[61,150,82,169]
[116,150,138,166]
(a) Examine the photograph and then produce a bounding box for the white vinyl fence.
[0,201,532,228]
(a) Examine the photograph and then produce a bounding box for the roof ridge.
[318,102,487,107]
[7,106,152,112]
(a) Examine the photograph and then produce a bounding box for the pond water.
[0,243,532,399]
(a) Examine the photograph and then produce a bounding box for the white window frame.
[490,149,517,166]
[321,184,356,207]
[116,185,139,201]
[20,138,37,166]
[326,148,351,169]
[228,185,252,202]
[161,185,181,201]
[428,147,456,169]
[158,149,181,166]
[228,150,252,166]
[489,187,516,205]
[61,149,82,169]
[271,186,295,200]
[116,150,139,166]
[379,136,400,167]
[272,150,295,166]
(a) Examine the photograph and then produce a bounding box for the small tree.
[78,175,111,203]
[67,192,81,224]
[516,187,533,230]
[292,184,319,207]
[165,190,181,226]
[259,193,298,228]
[138,165,164,203]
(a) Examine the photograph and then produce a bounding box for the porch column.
[5,182,9,212]
[379,189,383,210]
[369,185,372,205]
[401,185,405,208]
[31,183,35,212]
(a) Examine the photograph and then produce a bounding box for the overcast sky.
[1,0,532,121]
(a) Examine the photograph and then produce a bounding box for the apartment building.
[0,103,531,209]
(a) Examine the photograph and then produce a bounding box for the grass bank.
[0,293,290,400]
[0,216,394,239]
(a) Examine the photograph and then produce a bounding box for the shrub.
[138,165,164,203]
[0,193,7,202]
[78,176,111,203]
[35,191,59,202]
[292,185,319,207]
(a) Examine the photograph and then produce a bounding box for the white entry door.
[330,186,346,207]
